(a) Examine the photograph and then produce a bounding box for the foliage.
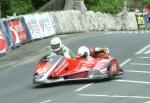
[10,0,35,15]
[0,0,49,17]
[143,0,150,8]
[0,0,12,17]
[85,0,124,14]
[31,0,49,9]
[1,0,124,17]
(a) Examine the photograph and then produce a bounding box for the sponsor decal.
[93,59,110,70]
[55,60,69,76]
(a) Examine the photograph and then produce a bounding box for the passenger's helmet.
[50,37,62,52]
[77,46,90,58]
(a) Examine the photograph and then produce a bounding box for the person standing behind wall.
[143,5,150,20]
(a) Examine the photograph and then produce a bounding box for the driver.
[50,37,76,60]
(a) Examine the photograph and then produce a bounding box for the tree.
[143,0,150,8]
[85,0,123,14]
[0,0,50,17]
[10,0,35,16]
[31,0,49,9]
[0,0,12,17]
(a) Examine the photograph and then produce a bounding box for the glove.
[95,47,101,52]
[104,48,110,54]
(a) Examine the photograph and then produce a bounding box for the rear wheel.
[107,59,119,79]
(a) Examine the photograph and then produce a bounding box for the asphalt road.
[0,31,150,103]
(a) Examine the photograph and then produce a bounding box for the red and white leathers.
[77,46,110,59]
[89,47,110,58]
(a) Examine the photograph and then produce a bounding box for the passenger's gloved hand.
[95,47,101,52]
[104,48,110,54]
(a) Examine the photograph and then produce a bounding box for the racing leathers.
[51,45,76,60]
[89,47,110,58]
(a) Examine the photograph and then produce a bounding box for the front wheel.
[108,59,120,79]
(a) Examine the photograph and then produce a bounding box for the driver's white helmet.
[50,37,62,52]
[78,46,90,58]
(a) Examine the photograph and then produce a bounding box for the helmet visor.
[51,44,60,51]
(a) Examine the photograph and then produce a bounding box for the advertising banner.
[0,25,7,56]
[8,18,28,45]
[23,13,55,40]
[135,13,146,29]
[36,12,55,38]
[23,14,41,40]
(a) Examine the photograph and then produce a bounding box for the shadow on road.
[32,78,113,89]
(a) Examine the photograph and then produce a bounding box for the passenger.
[77,46,110,59]
[77,46,91,59]
[89,47,110,58]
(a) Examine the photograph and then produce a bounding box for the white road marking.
[131,63,150,66]
[145,100,150,103]
[75,83,93,92]
[78,94,150,99]
[125,70,150,74]
[139,57,150,59]
[144,49,150,54]
[120,59,131,67]
[135,44,150,55]
[40,100,52,103]
[115,80,150,84]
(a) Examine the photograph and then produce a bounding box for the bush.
[85,0,123,14]
[0,0,35,17]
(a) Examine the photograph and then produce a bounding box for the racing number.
[111,63,117,72]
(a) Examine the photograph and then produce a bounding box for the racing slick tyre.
[107,59,119,80]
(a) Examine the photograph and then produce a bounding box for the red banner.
[0,29,7,53]
[8,18,28,44]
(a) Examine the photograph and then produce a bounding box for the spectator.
[143,5,150,20]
